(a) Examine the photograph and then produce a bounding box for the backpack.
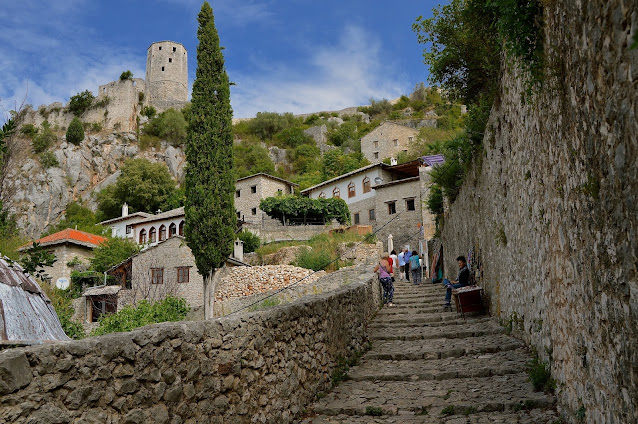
[410,255,420,270]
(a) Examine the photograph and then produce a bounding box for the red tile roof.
[20,229,107,251]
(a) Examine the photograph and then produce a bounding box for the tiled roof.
[130,207,185,227]
[20,229,107,251]
[236,173,299,187]
[300,163,389,194]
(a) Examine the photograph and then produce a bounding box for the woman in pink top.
[374,253,394,307]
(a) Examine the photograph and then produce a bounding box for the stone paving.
[301,281,559,423]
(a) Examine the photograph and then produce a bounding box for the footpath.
[301,280,559,423]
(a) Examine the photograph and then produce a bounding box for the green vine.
[259,195,351,225]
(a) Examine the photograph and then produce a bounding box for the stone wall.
[0,269,380,423]
[360,122,419,162]
[43,244,95,286]
[440,2,637,422]
[245,222,341,244]
[235,175,294,223]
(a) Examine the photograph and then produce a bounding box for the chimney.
[233,239,244,262]
[122,203,129,217]
[390,157,398,166]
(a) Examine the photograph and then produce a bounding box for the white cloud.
[229,25,405,118]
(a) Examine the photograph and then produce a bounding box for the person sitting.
[443,256,470,308]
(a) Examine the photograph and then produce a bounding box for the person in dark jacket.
[443,256,470,308]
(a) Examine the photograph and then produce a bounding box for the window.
[369,209,376,221]
[169,223,177,237]
[236,190,241,198]
[139,229,147,244]
[406,198,416,211]
[126,225,132,234]
[387,201,396,215]
[348,182,356,198]
[149,227,157,243]
[393,139,398,146]
[177,267,190,284]
[408,136,414,142]
[374,152,379,159]
[318,192,326,198]
[159,46,162,50]
[161,66,165,72]
[354,213,360,225]
[251,185,257,194]
[173,47,177,52]
[169,58,172,63]
[251,208,257,215]
[159,225,167,241]
[178,221,184,236]
[362,177,371,193]
[277,189,282,195]
[333,187,340,198]
[151,268,164,285]
[236,211,241,219]
[373,140,379,148]
[90,295,116,322]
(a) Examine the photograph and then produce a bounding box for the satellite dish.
[55,277,70,290]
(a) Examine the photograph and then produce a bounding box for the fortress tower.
[145,41,188,110]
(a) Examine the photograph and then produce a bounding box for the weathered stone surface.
[0,351,32,395]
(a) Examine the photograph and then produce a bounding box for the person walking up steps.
[374,253,394,307]
[409,250,422,285]
[397,249,406,281]
[404,248,412,282]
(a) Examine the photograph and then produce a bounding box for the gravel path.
[301,280,559,423]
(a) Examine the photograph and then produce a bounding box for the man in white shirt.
[397,249,406,280]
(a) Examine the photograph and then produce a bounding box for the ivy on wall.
[259,196,351,225]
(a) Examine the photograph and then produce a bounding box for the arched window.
[159,225,166,242]
[139,229,147,244]
[333,187,340,198]
[362,176,371,193]
[178,221,184,236]
[348,182,356,198]
[169,223,177,237]
[318,192,326,199]
[149,227,157,243]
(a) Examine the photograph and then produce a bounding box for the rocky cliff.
[440,1,637,422]
[2,131,185,238]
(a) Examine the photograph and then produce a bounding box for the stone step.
[311,373,555,417]
[368,321,503,341]
[377,305,450,315]
[371,312,475,325]
[368,316,492,329]
[365,334,524,361]
[348,348,529,382]
[301,408,560,423]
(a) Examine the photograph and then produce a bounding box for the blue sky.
[1,0,439,119]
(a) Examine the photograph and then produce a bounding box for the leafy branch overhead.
[260,196,351,225]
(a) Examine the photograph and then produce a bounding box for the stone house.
[99,204,151,240]
[360,122,419,163]
[235,173,297,224]
[130,207,185,246]
[18,229,107,286]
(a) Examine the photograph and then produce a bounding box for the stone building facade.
[21,40,188,132]
[360,122,419,163]
[235,174,297,224]
[438,1,637,421]
[18,229,106,286]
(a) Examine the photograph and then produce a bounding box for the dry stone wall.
[441,2,637,422]
[0,270,380,423]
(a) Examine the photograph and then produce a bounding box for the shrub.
[90,236,140,273]
[234,141,276,178]
[45,201,106,236]
[39,151,59,168]
[91,296,190,336]
[143,108,187,146]
[260,195,351,225]
[273,126,313,148]
[40,284,85,340]
[20,123,38,137]
[32,121,56,153]
[138,92,145,102]
[90,122,103,133]
[119,70,133,81]
[295,247,332,271]
[141,105,157,119]
[528,354,556,392]
[237,230,260,253]
[426,185,444,215]
[358,98,392,118]
[247,112,301,141]
[68,90,95,116]
[66,117,85,145]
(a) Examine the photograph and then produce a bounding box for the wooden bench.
[452,285,485,317]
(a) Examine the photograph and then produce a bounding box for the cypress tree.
[66,117,85,145]
[185,1,235,319]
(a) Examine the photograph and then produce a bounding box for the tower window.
[159,46,162,50]
[169,58,172,63]
[162,67,165,72]
[251,208,257,215]
[173,47,177,52]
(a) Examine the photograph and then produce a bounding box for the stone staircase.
[301,281,559,423]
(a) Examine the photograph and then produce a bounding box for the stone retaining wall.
[0,270,380,423]
[440,1,637,422]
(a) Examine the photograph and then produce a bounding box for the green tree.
[322,149,369,180]
[20,242,57,281]
[234,141,275,178]
[96,159,178,220]
[143,108,188,146]
[46,201,105,235]
[68,90,95,116]
[90,237,140,273]
[32,121,56,153]
[273,126,313,148]
[247,112,300,141]
[237,230,260,253]
[119,70,133,81]
[141,105,157,119]
[185,2,236,319]
[66,117,85,145]
[289,144,321,174]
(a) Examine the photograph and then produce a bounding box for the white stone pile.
[216,265,326,301]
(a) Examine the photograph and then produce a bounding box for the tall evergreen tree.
[185,1,235,319]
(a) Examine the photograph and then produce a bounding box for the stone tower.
[145,41,188,110]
